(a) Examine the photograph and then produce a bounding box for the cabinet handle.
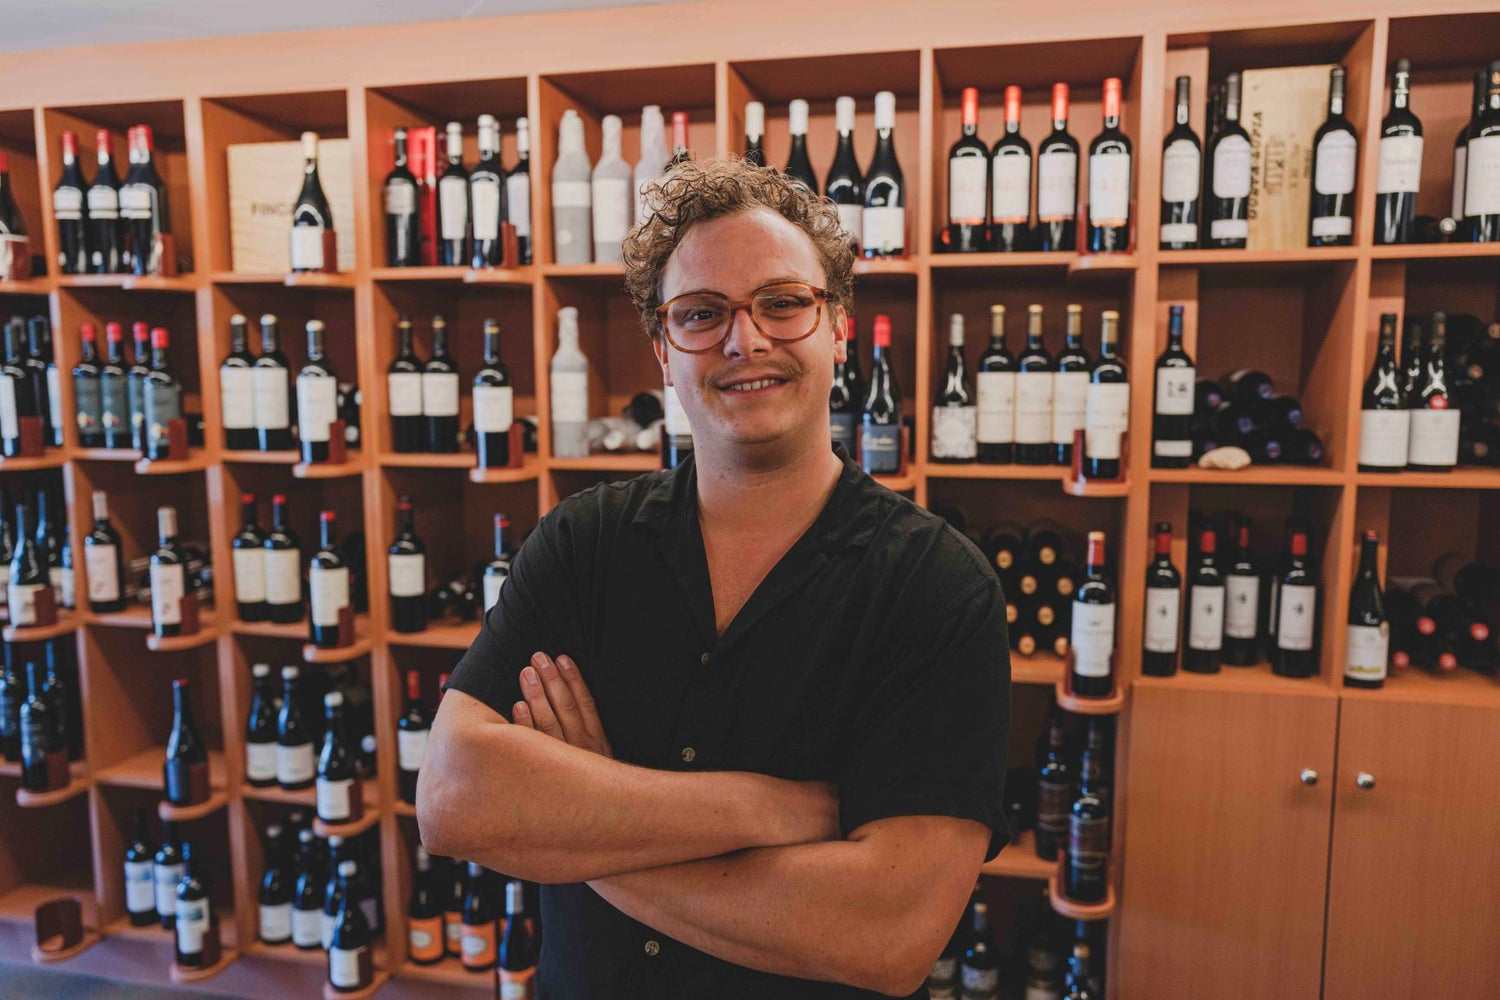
[1355,772,1376,790]
[1299,768,1319,786]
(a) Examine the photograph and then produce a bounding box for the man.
[420,158,1010,998]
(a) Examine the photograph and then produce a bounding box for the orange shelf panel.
[1012,654,1065,686]
[1367,242,1500,261]
[1048,876,1117,921]
[14,766,91,809]
[97,747,228,793]
[158,789,229,823]
[293,457,368,479]
[3,613,80,642]
[1148,465,1346,486]
[1055,680,1125,715]
[56,273,198,292]
[1355,467,1500,490]
[547,452,659,472]
[85,606,154,629]
[0,451,66,471]
[387,620,481,650]
[979,829,1055,880]
[1338,666,1500,710]
[1134,661,1337,699]
[1159,247,1358,266]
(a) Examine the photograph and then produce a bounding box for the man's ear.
[832,304,848,365]
[652,334,673,387]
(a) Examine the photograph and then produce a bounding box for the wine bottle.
[948,87,989,253]
[120,125,170,275]
[1015,304,1054,466]
[1407,311,1460,471]
[550,306,589,458]
[397,670,431,805]
[826,96,864,249]
[1083,310,1129,479]
[1142,522,1182,677]
[862,91,906,258]
[379,500,425,638]
[991,85,1033,253]
[669,110,691,167]
[19,660,63,792]
[1038,83,1080,252]
[296,320,338,464]
[435,121,470,267]
[80,490,123,614]
[1152,304,1195,467]
[829,324,859,458]
[290,132,334,273]
[407,844,445,966]
[460,861,498,972]
[292,827,324,950]
[498,879,539,993]
[163,677,210,806]
[1345,530,1389,688]
[975,304,1016,464]
[0,657,18,763]
[1376,60,1423,245]
[1086,78,1131,253]
[229,493,268,622]
[7,502,45,626]
[244,663,278,788]
[742,101,765,167]
[276,665,316,791]
[1160,75,1202,250]
[931,314,976,463]
[859,315,901,474]
[1034,706,1072,861]
[842,316,865,437]
[1205,72,1251,248]
[1052,304,1090,465]
[384,126,421,267]
[483,514,511,614]
[1222,520,1260,666]
[319,836,347,950]
[0,322,36,458]
[328,860,374,991]
[219,314,257,450]
[471,115,507,268]
[258,824,294,945]
[1357,312,1409,471]
[785,99,820,194]
[153,821,186,930]
[508,116,533,265]
[265,493,302,624]
[309,510,350,648]
[87,129,123,274]
[592,114,632,264]
[959,901,999,1000]
[633,105,670,223]
[142,326,181,461]
[125,321,150,450]
[100,322,129,448]
[316,691,361,824]
[1064,721,1110,903]
[54,131,88,274]
[149,506,187,638]
[24,318,54,449]
[552,110,593,265]
[1070,531,1116,697]
[474,319,514,468]
[1308,66,1358,247]
[124,807,157,927]
[40,643,70,758]
[423,315,460,454]
[1465,61,1500,242]
[173,843,213,968]
[253,314,294,452]
[441,850,464,958]
[384,315,425,454]
[1184,528,1226,673]
[1272,526,1318,678]
[662,381,693,469]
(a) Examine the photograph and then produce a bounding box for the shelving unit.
[0,2,1497,998]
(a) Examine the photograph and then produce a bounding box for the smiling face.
[653,207,846,462]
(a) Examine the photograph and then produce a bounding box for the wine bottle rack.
[1,5,1499,998]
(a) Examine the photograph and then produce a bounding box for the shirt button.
[680,747,696,763]
[700,652,710,665]
[644,939,660,956]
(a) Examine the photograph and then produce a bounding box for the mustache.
[705,363,804,388]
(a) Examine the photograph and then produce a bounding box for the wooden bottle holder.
[31,895,100,964]
[1048,863,1118,921]
[147,591,208,653]
[170,919,236,983]
[10,583,59,631]
[1063,429,1132,497]
[1054,677,1126,715]
[0,235,32,283]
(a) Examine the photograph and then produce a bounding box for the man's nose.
[721,305,774,358]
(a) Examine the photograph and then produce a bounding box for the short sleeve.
[444,508,589,720]
[837,576,1012,861]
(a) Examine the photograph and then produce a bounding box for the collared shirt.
[446,445,1011,999]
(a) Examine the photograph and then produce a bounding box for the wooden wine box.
[1241,64,1335,250]
[227,138,357,272]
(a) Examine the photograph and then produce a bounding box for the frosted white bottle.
[551,306,590,458]
[552,110,593,265]
[634,105,670,222]
[593,114,633,264]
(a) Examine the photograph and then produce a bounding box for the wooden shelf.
[293,457,367,479]
[0,279,52,296]
[230,614,372,663]
[84,606,154,629]
[147,616,222,652]
[97,747,228,793]
[370,265,535,285]
[929,251,1078,271]
[211,271,355,289]
[1148,465,1345,486]
[32,927,102,963]
[1134,661,1338,699]
[56,273,198,292]
[158,788,229,822]
[3,613,80,642]
[243,939,327,966]
[1367,242,1500,261]
[396,955,492,986]
[1047,876,1117,921]
[1158,247,1358,267]
[387,620,481,649]
[303,637,373,664]
[1012,653,1065,686]
[0,881,95,923]
[0,451,66,471]
[1063,474,1131,498]
[1339,666,1500,710]
[134,451,212,476]
[548,452,660,472]
[853,256,920,277]
[925,463,1066,481]
[979,829,1054,880]
[72,447,142,463]
[313,806,381,839]
[541,261,624,279]
[322,968,389,1000]
[1355,467,1500,490]
[223,449,300,465]
[1055,680,1126,715]
[171,948,240,984]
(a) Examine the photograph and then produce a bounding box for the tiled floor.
[0,963,233,1000]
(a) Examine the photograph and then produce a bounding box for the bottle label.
[154,862,185,918]
[506,173,531,237]
[1407,408,1460,466]
[1025,984,1062,1000]
[1210,218,1250,240]
[861,205,905,254]
[1376,135,1423,194]
[461,922,498,968]
[47,365,63,434]
[264,547,301,606]
[101,375,127,436]
[835,203,863,244]
[296,375,338,443]
[471,177,502,240]
[551,370,589,423]
[1463,135,1500,215]
[483,572,504,613]
[398,726,429,772]
[309,565,350,627]
[1036,777,1072,833]
[1014,372,1053,444]
[1311,214,1352,237]
[1345,622,1389,682]
[1358,408,1409,467]
[439,175,469,240]
[1051,371,1088,446]
[1277,584,1317,651]
[1037,151,1078,220]
[0,378,15,440]
[150,562,185,626]
[1453,146,1468,219]
[387,371,422,417]
[145,378,182,453]
[928,957,958,984]
[961,966,1000,996]
[975,371,1015,444]
[87,186,119,218]
[388,552,425,598]
[1144,585,1180,653]
[931,406,977,460]
[260,902,292,942]
[119,184,155,219]
[252,368,291,430]
[384,179,415,216]
[592,177,632,243]
[1160,221,1199,243]
[125,860,155,914]
[991,154,1032,223]
[1268,576,1280,639]
[175,899,208,956]
[289,226,325,271]
[1161,139,1201,203]
[232,547,267,604]
[552,180,591,209]
[276,741,315,785]
[1070,601,1116,678]
[75,375,101,438]
[1089,152,1131,226]
[948,157,988,224]
[499,968,537,999]
[860,423,901,474]
[220,366,254,430]
[1224,573,1260,639]
[1188,583,1225,650]
[1314,131,1357,195]
[474,385,515,433]
[1069,813,1110,868]
[1155,367,1195,416]
[85,544,120,602]
[245,740,277,782]
[316,776,353,820]
[1084,382,1129,460]
[421,372,460,417]
[409,915,445,963]
[320,910,336,950]
[329,945,368,988]
[445,912,463,950]
[1212,135,1252,199]
[292,906,322,948]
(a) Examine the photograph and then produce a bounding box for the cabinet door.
[1118,684,1338,999]
[1324,696,1500,997]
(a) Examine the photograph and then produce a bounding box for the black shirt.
[446,446,1010,1000]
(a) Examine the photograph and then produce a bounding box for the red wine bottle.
[1052,304,1089,466]
[316,691,361,824]
[258,824,294,945]
[264,494,302,624]
[291,827,324,950]
[1069,531,1116,697]
[825,96,863,249]
[1358,313,1408,471]
[149,506,187,638]
[120,125,170,276]
[1375,60,1423,245]
[290,132,334,273]
[295,320,338,464]
[83,490,124,613]
[328,859,374,991]
[1271,526,1318,677]
[859,316,902,474]
[124,807,157,927]
[0,152,22,246]
[153,821,185,929]
[1152,305,1195,467]
[73,323,104,447]
[163,677,209,806]
[406,843,445,966]
[1407,311,1459,470]
[1205,72,1251,248]
[383,127,421,267]
[253,314,294,452]
[1159,76,1201,250]
[1064,720,1111,902]
[173,842,213,968]
[389,497,427,633]
[1141,522,1181,676]
[498,879,539,992]
[930,314,976,463]
[100,322,129,448]
[1344,531,1390,688]
[0,322,37,458]
[53,131,88,274]
[20,660,65,792]
[142,327,181,461]
[126,322,150,450]
[87,129,123,274]
[1308,67,1358,247]
[397,670,430,805]
[990,86,1033,253]
[482,514,511,615]
[423,315,460,454]
[1014,304,1054,466]
[23,318,53,448]
[1083,310,1128,479]
[245,663,277,788]
[1086,78,1132,253]
[471,116,507,268]
[460,861,499,972]
[1037,84,1079,252]
[1222,520,1260,666]
[1033,704,1072,861]
[1183,528,1226,674]
[861,92,906,258]
[474,319,513,468]
[508,117,533,265]
[1464,62,1500,243]
[276,665,316,791]
[436,122,470,267]
[785,99,819,195]
[387,316,425,453]
[231,493,268,621]
[221,316,258,450]
[947,87,989,254]
[309,510,350,648]
[975,304,1016,464]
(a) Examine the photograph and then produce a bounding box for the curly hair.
[622,157,856,340]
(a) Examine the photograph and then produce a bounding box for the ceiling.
[0,0,664,52]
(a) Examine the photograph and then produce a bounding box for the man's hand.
[512,651,614,758]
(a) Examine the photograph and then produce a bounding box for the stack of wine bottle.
[48,125,177,276]
[1019,705,1116,902]
[1385,554,1500,677]
[1,476,74,621]
[399,843,540,985]
[242,660,377,813]
[119,812,244,971]
[229,494,367,644]
[0,639,80,792]
[927,887,1109,999]
[380,314,513,465]
[0,315,63,455]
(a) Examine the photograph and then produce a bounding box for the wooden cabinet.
[1323,693,1500,998]
[1117,682,1339,999]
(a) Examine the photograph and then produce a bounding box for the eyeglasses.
[656,280,830,354]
